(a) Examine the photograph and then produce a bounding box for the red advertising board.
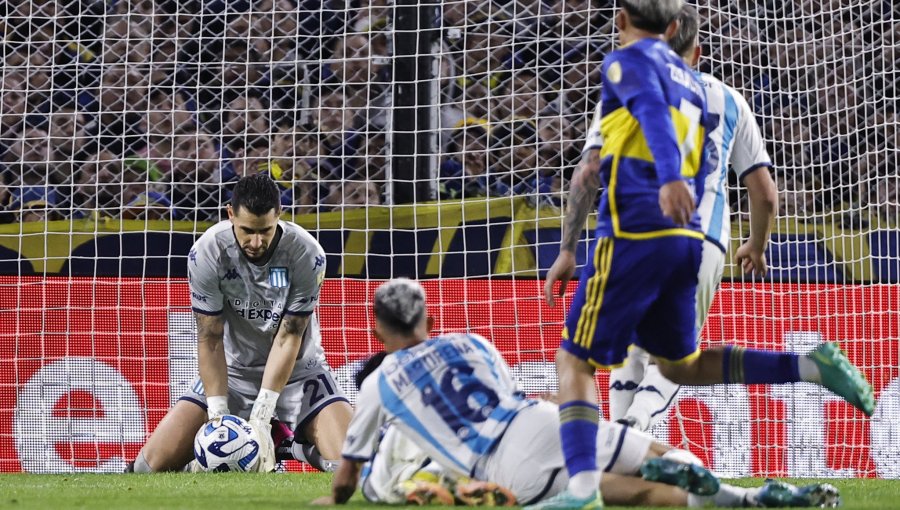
[1,277,898,477]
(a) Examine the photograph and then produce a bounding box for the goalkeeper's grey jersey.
[188,220,327,378]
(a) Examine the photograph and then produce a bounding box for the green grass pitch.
[2,473,898,509]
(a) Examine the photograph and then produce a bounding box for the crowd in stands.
[0,0,896,227]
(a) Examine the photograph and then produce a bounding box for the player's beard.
[242,244,267,261]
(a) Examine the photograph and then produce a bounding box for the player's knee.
[555,349,593,376]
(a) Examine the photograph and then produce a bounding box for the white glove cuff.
[250,388,280,422]
[207,396,229,420]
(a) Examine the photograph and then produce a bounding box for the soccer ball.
[193,415,261,472]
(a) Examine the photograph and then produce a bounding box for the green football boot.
[809,342,875,416]
[639,457,720,496]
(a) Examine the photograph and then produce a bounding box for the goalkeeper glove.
[249,389,280,473]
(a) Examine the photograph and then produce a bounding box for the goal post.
[0,0,897,477]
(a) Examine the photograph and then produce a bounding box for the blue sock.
[722,346,801,384]
[559,400,599,478]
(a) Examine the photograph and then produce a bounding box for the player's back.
[696,72,772,250]
[375,333,532,475]
[189,220,327,376]
[594,37,710,239]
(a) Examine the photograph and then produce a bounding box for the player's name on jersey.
[382,337,476,392]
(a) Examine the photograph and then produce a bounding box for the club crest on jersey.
[269,267,289,288]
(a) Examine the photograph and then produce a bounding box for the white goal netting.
[0,0,897,477]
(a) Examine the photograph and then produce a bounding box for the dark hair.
[355,351,387,389]
[622,0,681,34]
[230,173,281,216]
[669,4,700,58]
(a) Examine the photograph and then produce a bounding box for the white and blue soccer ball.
[193,415,261,472]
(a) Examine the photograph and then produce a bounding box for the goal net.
[0,0,897,477]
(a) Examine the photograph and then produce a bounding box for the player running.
[318,279,839,508]
[606,4,779,432]
[541,0,874,508]
[129,173,352,473]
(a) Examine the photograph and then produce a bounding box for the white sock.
[798,356,822,383]
[626,362,680,431]
[133,451,153,473]
[687,484,753,508]
[608,349,647,422]
[568,470,601,499]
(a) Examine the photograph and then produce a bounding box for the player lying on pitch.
[314,279,839,508]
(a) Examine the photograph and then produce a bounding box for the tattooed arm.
[195,312,228,402]
[260,314,311,392]
[543,150,601,307]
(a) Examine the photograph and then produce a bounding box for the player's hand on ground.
[544,251,577,308]
[734,241,767,276]
[250,418,276,473]
[659,180,695,226]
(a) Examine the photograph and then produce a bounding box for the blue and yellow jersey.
[583,38,711,240]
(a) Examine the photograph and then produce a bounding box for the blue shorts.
[560,235,702,368]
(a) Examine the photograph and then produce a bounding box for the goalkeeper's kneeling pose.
[128,174,352,473]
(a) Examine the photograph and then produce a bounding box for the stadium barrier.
[1,198,898,282]
[1,277,897,477]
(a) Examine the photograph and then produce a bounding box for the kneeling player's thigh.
[281,369,350,454]
[141,400,208,471]
[562,238,663,368]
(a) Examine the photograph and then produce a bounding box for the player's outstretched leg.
[657,342,875,416]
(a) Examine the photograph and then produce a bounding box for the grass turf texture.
[2,473,898,509]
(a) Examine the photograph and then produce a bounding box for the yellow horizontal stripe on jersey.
[599,107,654,162]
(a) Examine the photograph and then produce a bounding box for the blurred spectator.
[439,119,492,200]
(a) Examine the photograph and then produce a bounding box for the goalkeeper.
[129,173,352,473]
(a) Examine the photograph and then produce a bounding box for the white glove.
[249,389,280,473]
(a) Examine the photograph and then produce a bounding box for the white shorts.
[360,426,434,504]
[478,401,655,505]
[180,365,348,433]
[696,241,726,330]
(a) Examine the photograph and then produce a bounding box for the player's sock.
[722,346,801,384]
[132,451,152,473]
[608,349,646,422]
[559,400,600,499]
[686,484,753,508]
[797,356,822,383]
[288,441,340,472]
[624,362,680,431]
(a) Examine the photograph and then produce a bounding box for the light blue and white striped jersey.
[695,72,771,251]
[583,72,771,252]
[341,333,534,476]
